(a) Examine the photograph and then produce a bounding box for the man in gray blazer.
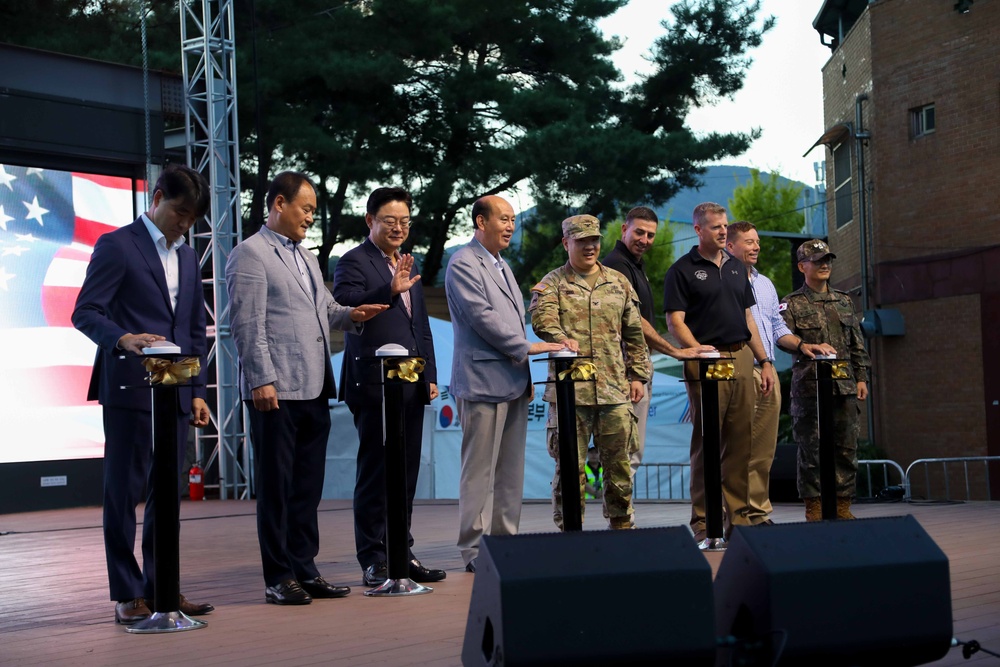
[226,171,386,605]
[445,195,566,572]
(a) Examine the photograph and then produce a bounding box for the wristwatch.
[761,358,774,365]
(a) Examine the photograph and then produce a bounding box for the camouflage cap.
[797,238,837,263]
[562,214,602,240]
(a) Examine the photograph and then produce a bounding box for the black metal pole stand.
[364,350,431,597]
[128,355,206,633]
[553,356,583,532]
[696,358,730,552]
[816,359,838,521]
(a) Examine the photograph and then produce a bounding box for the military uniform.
[781,246,870,504]
[529,217,649,530]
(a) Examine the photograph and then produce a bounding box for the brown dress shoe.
[115,598,151,625]
[178,594,215,616]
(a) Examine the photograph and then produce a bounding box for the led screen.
[0,162,141,463]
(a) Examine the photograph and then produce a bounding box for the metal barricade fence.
[635,457,999,502]
[857,459,906,500]
[904,456,1000,501]
[633,462,690,501]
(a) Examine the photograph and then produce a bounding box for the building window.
[911,104,935,138]
[833,141,853,229]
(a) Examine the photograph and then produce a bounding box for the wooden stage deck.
[1,499,998,665]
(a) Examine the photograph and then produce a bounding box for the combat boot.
[836,497,856,520]
[609,516,635,530]
[803,497,822,522]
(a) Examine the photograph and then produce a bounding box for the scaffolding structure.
[180,0,250,499]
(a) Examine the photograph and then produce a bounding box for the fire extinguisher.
[188,462,204,501]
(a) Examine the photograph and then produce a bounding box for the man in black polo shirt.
[663,202,775,544]
[602,206,714,480]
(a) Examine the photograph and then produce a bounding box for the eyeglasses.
[375,216,413,229]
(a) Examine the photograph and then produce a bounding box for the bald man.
[445,195,565,572]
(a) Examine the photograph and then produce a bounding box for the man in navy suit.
[333,186,446,586]
[72,164,215,624]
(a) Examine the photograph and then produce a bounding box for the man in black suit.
[333,186,446,586]
[72,164,215,624]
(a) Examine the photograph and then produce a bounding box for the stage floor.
[1,499,998,665]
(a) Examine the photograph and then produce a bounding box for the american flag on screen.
[0,163,140,463]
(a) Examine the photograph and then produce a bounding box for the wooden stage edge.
[1,499,998,665]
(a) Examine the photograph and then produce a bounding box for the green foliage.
[728,168,804,297]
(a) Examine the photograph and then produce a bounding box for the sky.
[599,0,833,187]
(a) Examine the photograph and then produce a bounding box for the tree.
[0,1,179,70]
[510,0,774,291]
[728,168,804,297]
[235,0,418,274]
[4,0,775,290]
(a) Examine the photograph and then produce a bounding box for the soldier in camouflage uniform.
[529,215,650,530]
[781,239,871,521]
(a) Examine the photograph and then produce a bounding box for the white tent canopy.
[324,317,694,500]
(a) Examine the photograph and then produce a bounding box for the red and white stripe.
[2,172,141,463]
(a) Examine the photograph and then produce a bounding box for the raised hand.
[391,253,421,296]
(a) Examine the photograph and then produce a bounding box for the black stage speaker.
[462,527,716,666]
[714,515,952,666]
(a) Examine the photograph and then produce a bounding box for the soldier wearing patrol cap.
[781,239,871,521]
[529,214,650,530]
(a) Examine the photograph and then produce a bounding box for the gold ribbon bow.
[704,360,735,380]
[829,360,850,379]
[142,357,201,385]
[558,360,597,381]
[387,358,425,382]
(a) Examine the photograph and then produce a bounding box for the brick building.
[809,0,999,497]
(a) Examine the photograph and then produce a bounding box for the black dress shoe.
[300,576,350,599]
[465,558,477,573]
[178,594,215,616]
[409,558,447,583]
[265,579,312,605]
[115,598,151,625]
[363,561,388,587]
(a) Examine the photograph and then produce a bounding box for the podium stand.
[127,353,206,634]
[693,357,734,552]
[534,353,595,532]
[363,348,432,597]
[813,357,847,521]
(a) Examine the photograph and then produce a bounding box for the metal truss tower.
[180,0,250,499]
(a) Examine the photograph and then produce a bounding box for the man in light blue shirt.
[726,221,834,525]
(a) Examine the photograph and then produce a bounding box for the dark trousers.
[351,387,424,569]
[791,396,860,498]
[247,397,330,587]
[102,405,187,602]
